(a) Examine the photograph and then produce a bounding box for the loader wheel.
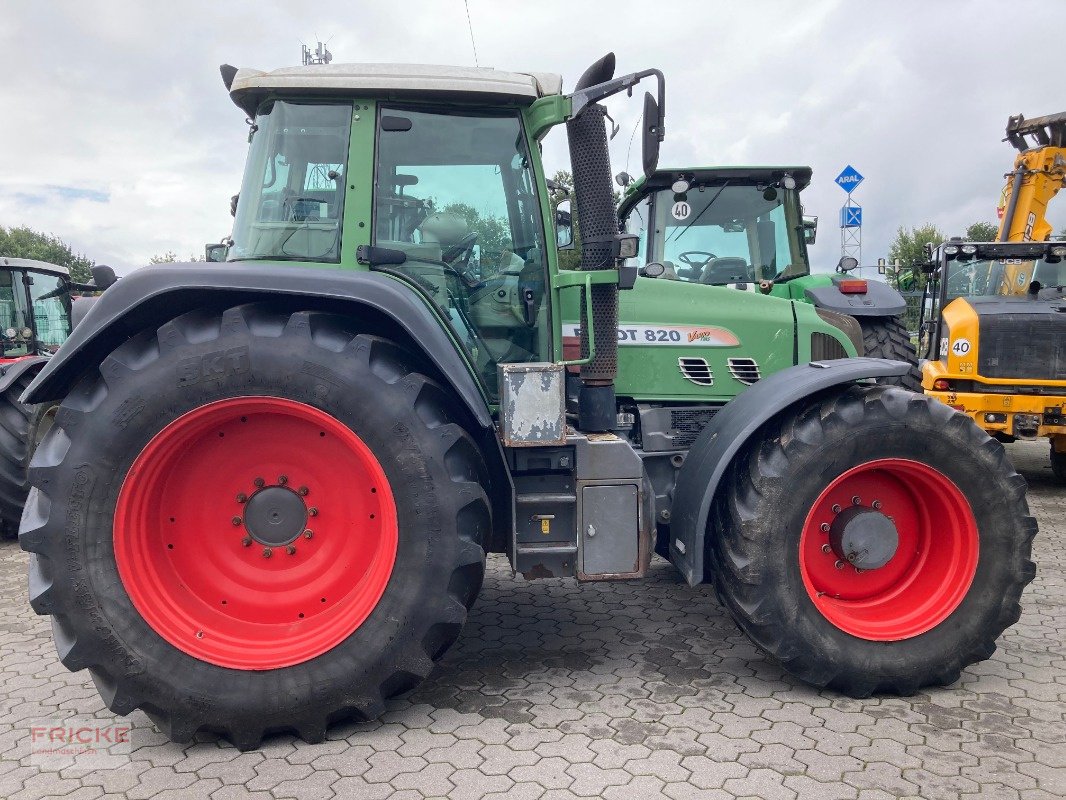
[1051,445,1066,482]
[21,305,490,749]
[0,371,52,540]
[858,316,922,391]
[712,385,1036,696]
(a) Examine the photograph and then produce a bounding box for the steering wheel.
[442,232,478,270]
[676,250,717,281]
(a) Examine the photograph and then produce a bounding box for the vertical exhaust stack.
[568,54,619,432]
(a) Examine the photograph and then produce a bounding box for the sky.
[0,0,1061,274]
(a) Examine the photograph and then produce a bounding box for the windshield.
[0,270,32,357]
[373,107,548,396]
[228,101,352,263]
[944,258,1066,301]
[632,184,809,284]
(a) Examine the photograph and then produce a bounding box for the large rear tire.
[1051,443,1066,483]
[0,370,52,540]
[711,385,1036,696]
[857,316,922,391]
[20,305,490,749]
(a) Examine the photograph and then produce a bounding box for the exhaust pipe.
[567,54,619,432]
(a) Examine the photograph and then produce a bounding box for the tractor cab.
[619,167,813,287]
[0,257,74,361]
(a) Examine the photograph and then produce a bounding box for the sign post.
[835,165,864,275]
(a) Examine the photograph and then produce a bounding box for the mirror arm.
[568,68,666,144]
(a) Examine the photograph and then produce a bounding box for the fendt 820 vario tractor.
[617,167,922,389]
[0,257,77,537]
[21,55,1035,749]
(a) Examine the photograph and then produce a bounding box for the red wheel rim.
[114,397,398,669]
[799,458,978,641]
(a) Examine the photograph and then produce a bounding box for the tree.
[965,221,999,242]
[886,223,944,291]
[0,225,94,283]
[148,251,205,264]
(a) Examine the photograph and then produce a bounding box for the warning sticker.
[671,200,691,220]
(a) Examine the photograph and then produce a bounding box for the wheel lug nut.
[308,507,319,517]
[831,504,842,514]
[821,544,831,554]
[286,545,297,555]
[236,493,247,503]
[278,475,288,485]
[303,529,313,539]
[241,536,252,547]
[254,477,265,488]
[872,500,882,510]
[852,495,861,506]
[820,523,830,532]
[834,560,845,570]
[231,516,242,526]
[262,548,273,558]
[298,486,309,496]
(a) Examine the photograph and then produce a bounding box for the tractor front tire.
[858,316,922,391]
[1051,444,1066,482]
[0,371,52,540]
[711,385,1036,696]
[21,305,490,749]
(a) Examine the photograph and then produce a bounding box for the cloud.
[0,0,1061,273]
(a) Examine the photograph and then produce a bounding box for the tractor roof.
[619,166,813,217]
[0,256,69,277]
[226,63,564,117]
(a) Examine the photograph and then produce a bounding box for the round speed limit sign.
[671,200,691,220]
[951,338,971,356]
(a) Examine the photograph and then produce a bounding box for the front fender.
[669,357,911,585]
[804,279,906,317]
[0,356,49,395]
[22,264,492,430]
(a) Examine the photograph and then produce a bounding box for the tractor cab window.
[228,101,352,263]
[640,184,809,285]
[0,270,32,357]
[373,107,548,397]
[27,270,72,351]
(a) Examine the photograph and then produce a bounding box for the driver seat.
[700,257,752,285]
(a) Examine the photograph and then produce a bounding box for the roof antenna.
[301,38,333,66]
[463,0,480,67]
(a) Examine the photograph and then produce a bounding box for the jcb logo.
[177,347,250,386]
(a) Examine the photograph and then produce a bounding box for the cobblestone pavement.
[1,440,1063,799]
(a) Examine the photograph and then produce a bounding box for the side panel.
[669,357,911,586]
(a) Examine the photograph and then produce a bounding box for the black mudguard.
[805,277,906,317]
[22,264,492,431]
[0,356,48,396]
[669,357,912,586]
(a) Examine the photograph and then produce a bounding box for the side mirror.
[555,199,574,250]
[802,215,818,245]
[836,256,859,272]
[205,243,228,262]
[91,264,117,290]
[642,92,661,178]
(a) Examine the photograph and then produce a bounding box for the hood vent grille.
[728,358,762,385]
[678,357,714,386]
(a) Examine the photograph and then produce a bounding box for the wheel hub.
[243,485,307,547]
[828,506,899,570]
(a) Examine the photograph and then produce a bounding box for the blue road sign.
[835,165,864,193]
[841,205,862,228]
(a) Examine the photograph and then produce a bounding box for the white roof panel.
[228,63,563,114]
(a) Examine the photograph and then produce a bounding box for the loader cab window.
[228,101,352,263]
[635,184,809,285]
[26,271,71,350]
[373,107,549,397]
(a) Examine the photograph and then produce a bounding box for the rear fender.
[669,357,911,585]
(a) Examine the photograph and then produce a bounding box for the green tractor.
[21,54,1034,750]
[616,166,921,389]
